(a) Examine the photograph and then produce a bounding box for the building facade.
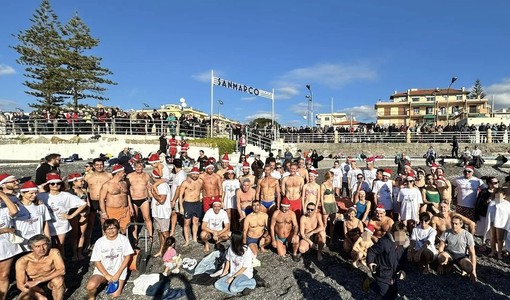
[375,87,490,127]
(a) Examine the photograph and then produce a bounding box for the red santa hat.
[435,177,447,188]
[20,181,38,192]
[366,157,375,164]
[242,162,250,169]
[464,165,474,171]
[222,153,229,162]
[190,167,200,174]
[382,169,392,177]
[111,164,125,174]
[404,161,411,167]
[365,224,375,234]
[46,173,62,183]
[68,173,83,182]
[205,161,215,169]
[281,198,291,207]
[212,198,222,206]
[133,153,142,160]
[0,173,16,185]
[347,156,355,162]
[376,203,386,211]
[151,170,161,178]
[431,163,439,169]
[227,166,234,173]
[309,169,319,176]
[148,153,160,164]
[406,174,415,181]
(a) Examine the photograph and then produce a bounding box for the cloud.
[0,99,19,110]
[336,105,377,123]
[288,101,325,117]
[275,62,376,90]
[244,111,281,122]
[192,70,225,83]
[486,78,510,108]
[275,85,300,100]
[0,64,16,76]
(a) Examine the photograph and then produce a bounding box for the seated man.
[200,199,231,252]
[408,212,437,274]
[15,234,66,300]
[86,219,134,299]
[437,215,477,283]
[270,199,300,261]
[367,204,394,243]
[298,202,326,261]
[243,200,270,267]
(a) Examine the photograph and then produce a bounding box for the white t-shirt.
[151,183,171,219]
[223,179,240,209]
[91,233,134,280]
[347,169,363,192]
[171,170,187,200]
[39,192,86,236]
[363,168,377,188]
[203,208,229,231]
[14,203,52,251]
[397,187,423,221]
[0,207,22,260]
[161,164,171,181]
[373,180,393,210]
[330,167,343,188]
[454,176,485,208]
[270,170,281,180]
[411,225,437,254]
[226,245,254,279]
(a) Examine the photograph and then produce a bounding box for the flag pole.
[272,88,275,141]
[210,70,214,138]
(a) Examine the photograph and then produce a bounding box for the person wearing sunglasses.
[38,173,87,257]
[397,175,423,233]
[453,166,486,221]
[297,202,325,261]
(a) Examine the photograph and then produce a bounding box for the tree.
[62,13,116,110]
[11,0,68,113]
[249,117,280,128]
[469,79,486,99]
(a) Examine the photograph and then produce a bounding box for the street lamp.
[445,76,458,125]
[179,97,187,111]
[217,99,224,119]
[306,84,313,127]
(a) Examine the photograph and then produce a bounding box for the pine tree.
[62,12,117,110]
[469,79,486,99]
[11,0,68,113]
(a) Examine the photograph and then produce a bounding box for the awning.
[423,115,435,119]
[411,102,435,107]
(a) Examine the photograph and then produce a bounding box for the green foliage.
[11,0,116,113]
[249,117,279,128]
[469,79,486,99]
[188,138,236,156]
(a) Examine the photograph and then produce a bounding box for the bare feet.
[352,260,359,268]
[153,252,162,258]
[183,241,190,247]
[204,244,210,252]
[260,247,267,253]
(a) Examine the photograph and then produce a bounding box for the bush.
[188,138,235,156]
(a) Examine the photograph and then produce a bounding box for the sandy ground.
[3,160,510,300]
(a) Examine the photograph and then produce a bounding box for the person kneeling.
[298,202,326,261]
[437,215,477,283]
[15,234,66,300]
[215,231,257,296]
[200,200,231,252]
[86,219,134,299]
[408,212,437,274]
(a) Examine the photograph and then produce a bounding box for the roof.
[390,88,469,99]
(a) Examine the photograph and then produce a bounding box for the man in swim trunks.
[200,162,223,213]
[179,167,203,246]
[298,202,326,261]
[84,158,112,249]
[256,166,281,216]
[99,165,133,234]
[236,178,256,222]
[15,235,66,300]
[431,201,476,237]
[270,199,300,261]
[367,204,394,243]
[243,200,270,267]
[238,162,256,188]
[281,163,305,216]
[126,160,153,240]
[200,199,231,252]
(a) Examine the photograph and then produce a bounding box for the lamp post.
[306,84,313,127]
[217,99,223,119]
[179,97,187,111]
[445,76,458,125]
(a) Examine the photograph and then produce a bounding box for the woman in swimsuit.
[343,207,363,253]
[67,173,89,261]
[302,170,320,210]
[320,171,338,242]
[353,190,371,223]
[420,174,440,216]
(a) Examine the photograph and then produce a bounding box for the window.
[426,107,433,114]
[398,107,406,115]
[456,95,463,100]
[426,96,435,102]
[412,97,420,102]
[439,107,446,115]
[413,108,420,114]
[384,107,391,116]
[469,106,477,113]
[324,117,330,121]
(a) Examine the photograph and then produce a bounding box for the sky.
[1,1,510,126]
